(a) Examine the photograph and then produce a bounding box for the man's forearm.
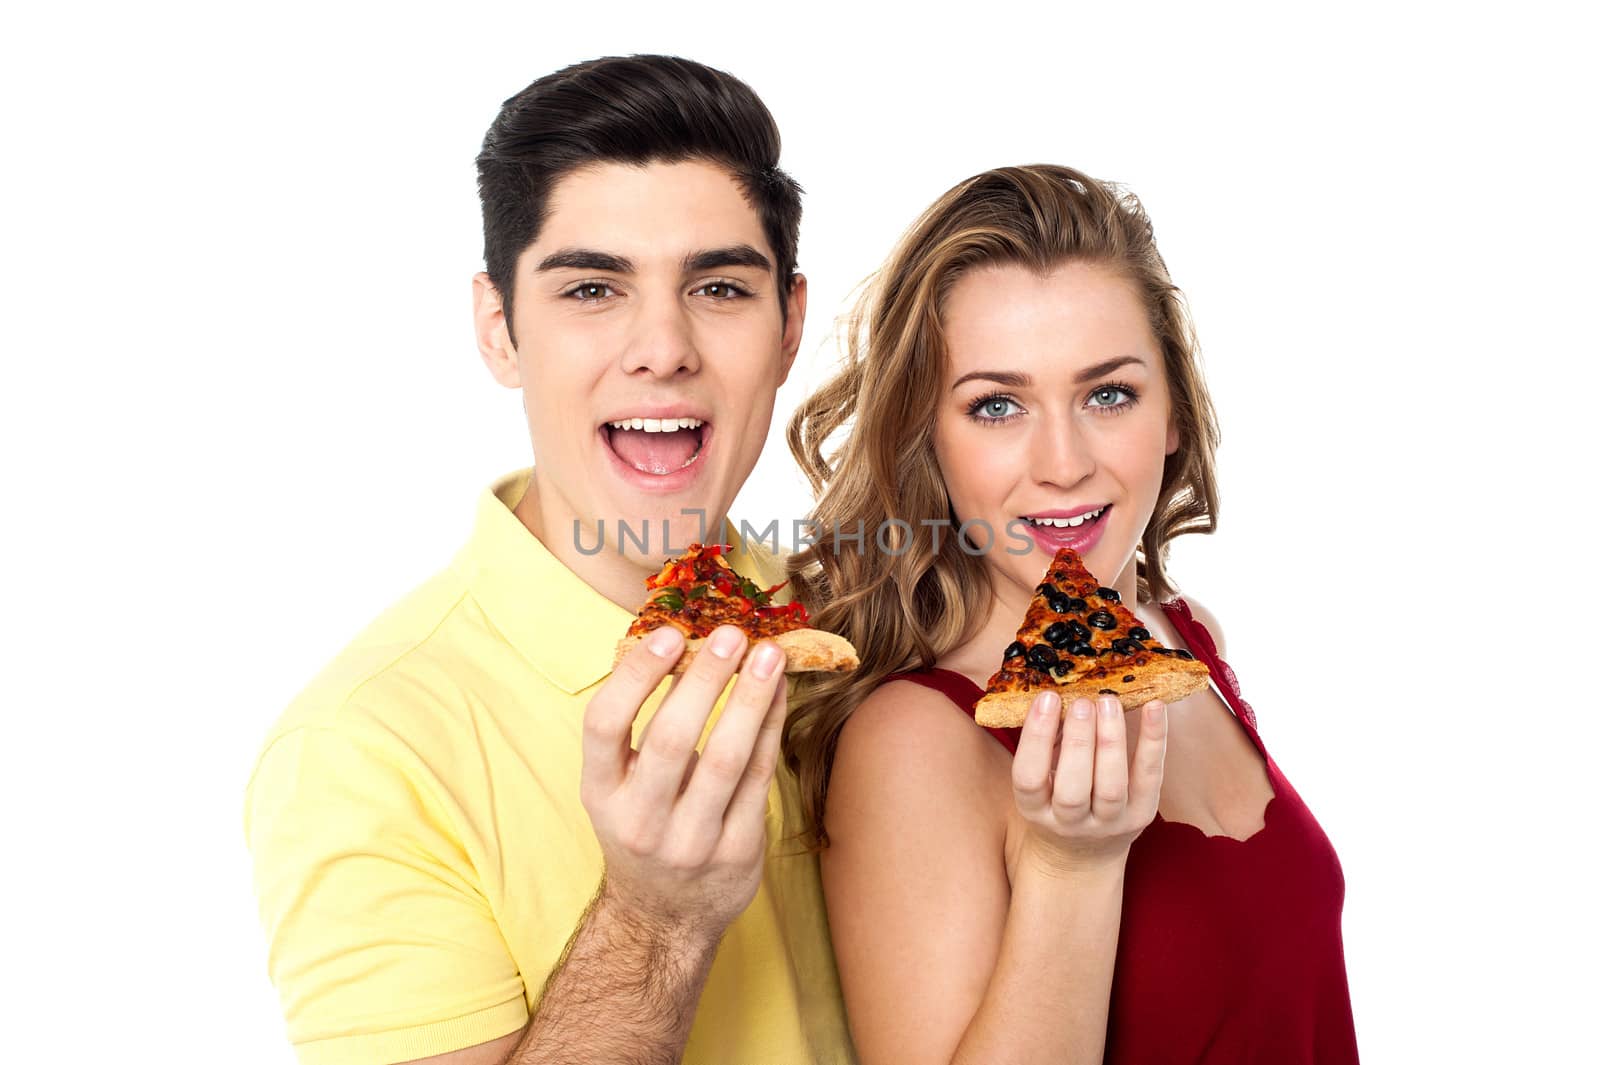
[510,882,723,1065]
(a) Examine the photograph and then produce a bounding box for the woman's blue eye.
[1088,386,1132,408]
[971,395,1021,420]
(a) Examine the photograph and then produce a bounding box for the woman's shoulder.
[827,674,1011,842]
[832,676,1008,794]
[842,673,995,758]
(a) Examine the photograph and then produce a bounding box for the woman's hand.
[1011,692,1167,876]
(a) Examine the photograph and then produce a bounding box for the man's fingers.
[718,663,789,852]
[1049,697,1097,820]
[582,627,684,797]
[681,641,787,836]
[630,625,745,800]
[1089,695,1130,820]
[1012,692,1062,819]
[678,750,700,797]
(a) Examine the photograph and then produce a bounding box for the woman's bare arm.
[823,681,1164,1065]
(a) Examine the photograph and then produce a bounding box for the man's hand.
[418,625,790,1065]
[581,623,788,937]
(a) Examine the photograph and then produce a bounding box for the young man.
[245,56,854,1064]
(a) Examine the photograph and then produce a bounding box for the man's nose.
[619,293,701,378]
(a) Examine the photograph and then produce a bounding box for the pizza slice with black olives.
[613,543,859,675]
[974,547,1211,728]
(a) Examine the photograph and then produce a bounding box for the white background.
[4,2,1594,1062]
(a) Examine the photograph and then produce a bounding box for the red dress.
[887,598,1359,1063]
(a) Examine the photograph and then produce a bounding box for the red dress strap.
[1159,597,1258,731]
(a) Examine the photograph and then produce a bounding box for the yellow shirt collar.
[450,469,787,696]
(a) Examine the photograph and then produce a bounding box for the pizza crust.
[975,657,1211,728]
[613,626,859,676]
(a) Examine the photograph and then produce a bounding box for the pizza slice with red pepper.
[975,547,1211,727]
[614,543,859,674]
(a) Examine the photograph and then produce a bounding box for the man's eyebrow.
[535,249,634,273]
[683,245,772,274]
[949,357,1147,392]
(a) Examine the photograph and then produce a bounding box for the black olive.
[1066,596,1088,613]
[1113,637,1146,655]
[1026,645,1059,670]
[1068,641,1098,657]
[1096,586,1121,603]
[1149,647,1173,655]
[1174,648,1194,660]
[1129,627,1151,641]
[1122,674,1136,683]
[1043,622,1073,648]
[1043,586,1071,613]
[1003,641,1026,660]
[1087,611,1117,630]
[1098,688,1116,695]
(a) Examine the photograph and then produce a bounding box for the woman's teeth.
[1025,507,1107,529]
[607,417,703,432]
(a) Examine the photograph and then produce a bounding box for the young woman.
[785,165,1357,1063]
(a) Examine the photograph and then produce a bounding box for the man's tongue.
[609,427,701,474]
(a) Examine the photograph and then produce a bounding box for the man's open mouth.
[602,416,708,475]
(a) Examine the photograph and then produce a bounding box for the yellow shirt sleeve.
[245,724,529,1065]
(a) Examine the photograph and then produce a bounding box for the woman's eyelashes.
[965,381,1142,425]
[1086,381,1140,414]
[967,392,1025,424]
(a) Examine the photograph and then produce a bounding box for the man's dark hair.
[477,55,803,344]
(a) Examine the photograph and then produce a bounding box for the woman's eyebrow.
[950,370,1031,390]
[1074,355,1146,383]
[950,356,1148,392]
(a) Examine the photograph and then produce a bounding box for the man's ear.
[778,273,808,386]
[473,272,521,388]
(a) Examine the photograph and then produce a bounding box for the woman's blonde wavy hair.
[783,164,1221,848]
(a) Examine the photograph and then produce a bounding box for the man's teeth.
[1027,507,1106,528]
[607,417,704,432]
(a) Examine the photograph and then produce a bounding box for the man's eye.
[568,282,614,301]
[695,281,747,300]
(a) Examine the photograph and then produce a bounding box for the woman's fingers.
[1050,697,1098,821]
[1089,695,1130,821]
[1129,700,1168,820]
[1012,691,1062,820]
[1018,693,1161,849]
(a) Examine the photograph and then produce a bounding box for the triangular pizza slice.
[975,547,1211,727]
[614,543,859,675]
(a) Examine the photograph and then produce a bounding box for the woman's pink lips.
[599,424,712,494]
[1022,505,1110,557]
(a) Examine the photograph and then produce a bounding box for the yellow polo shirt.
[245,470,855,1065]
